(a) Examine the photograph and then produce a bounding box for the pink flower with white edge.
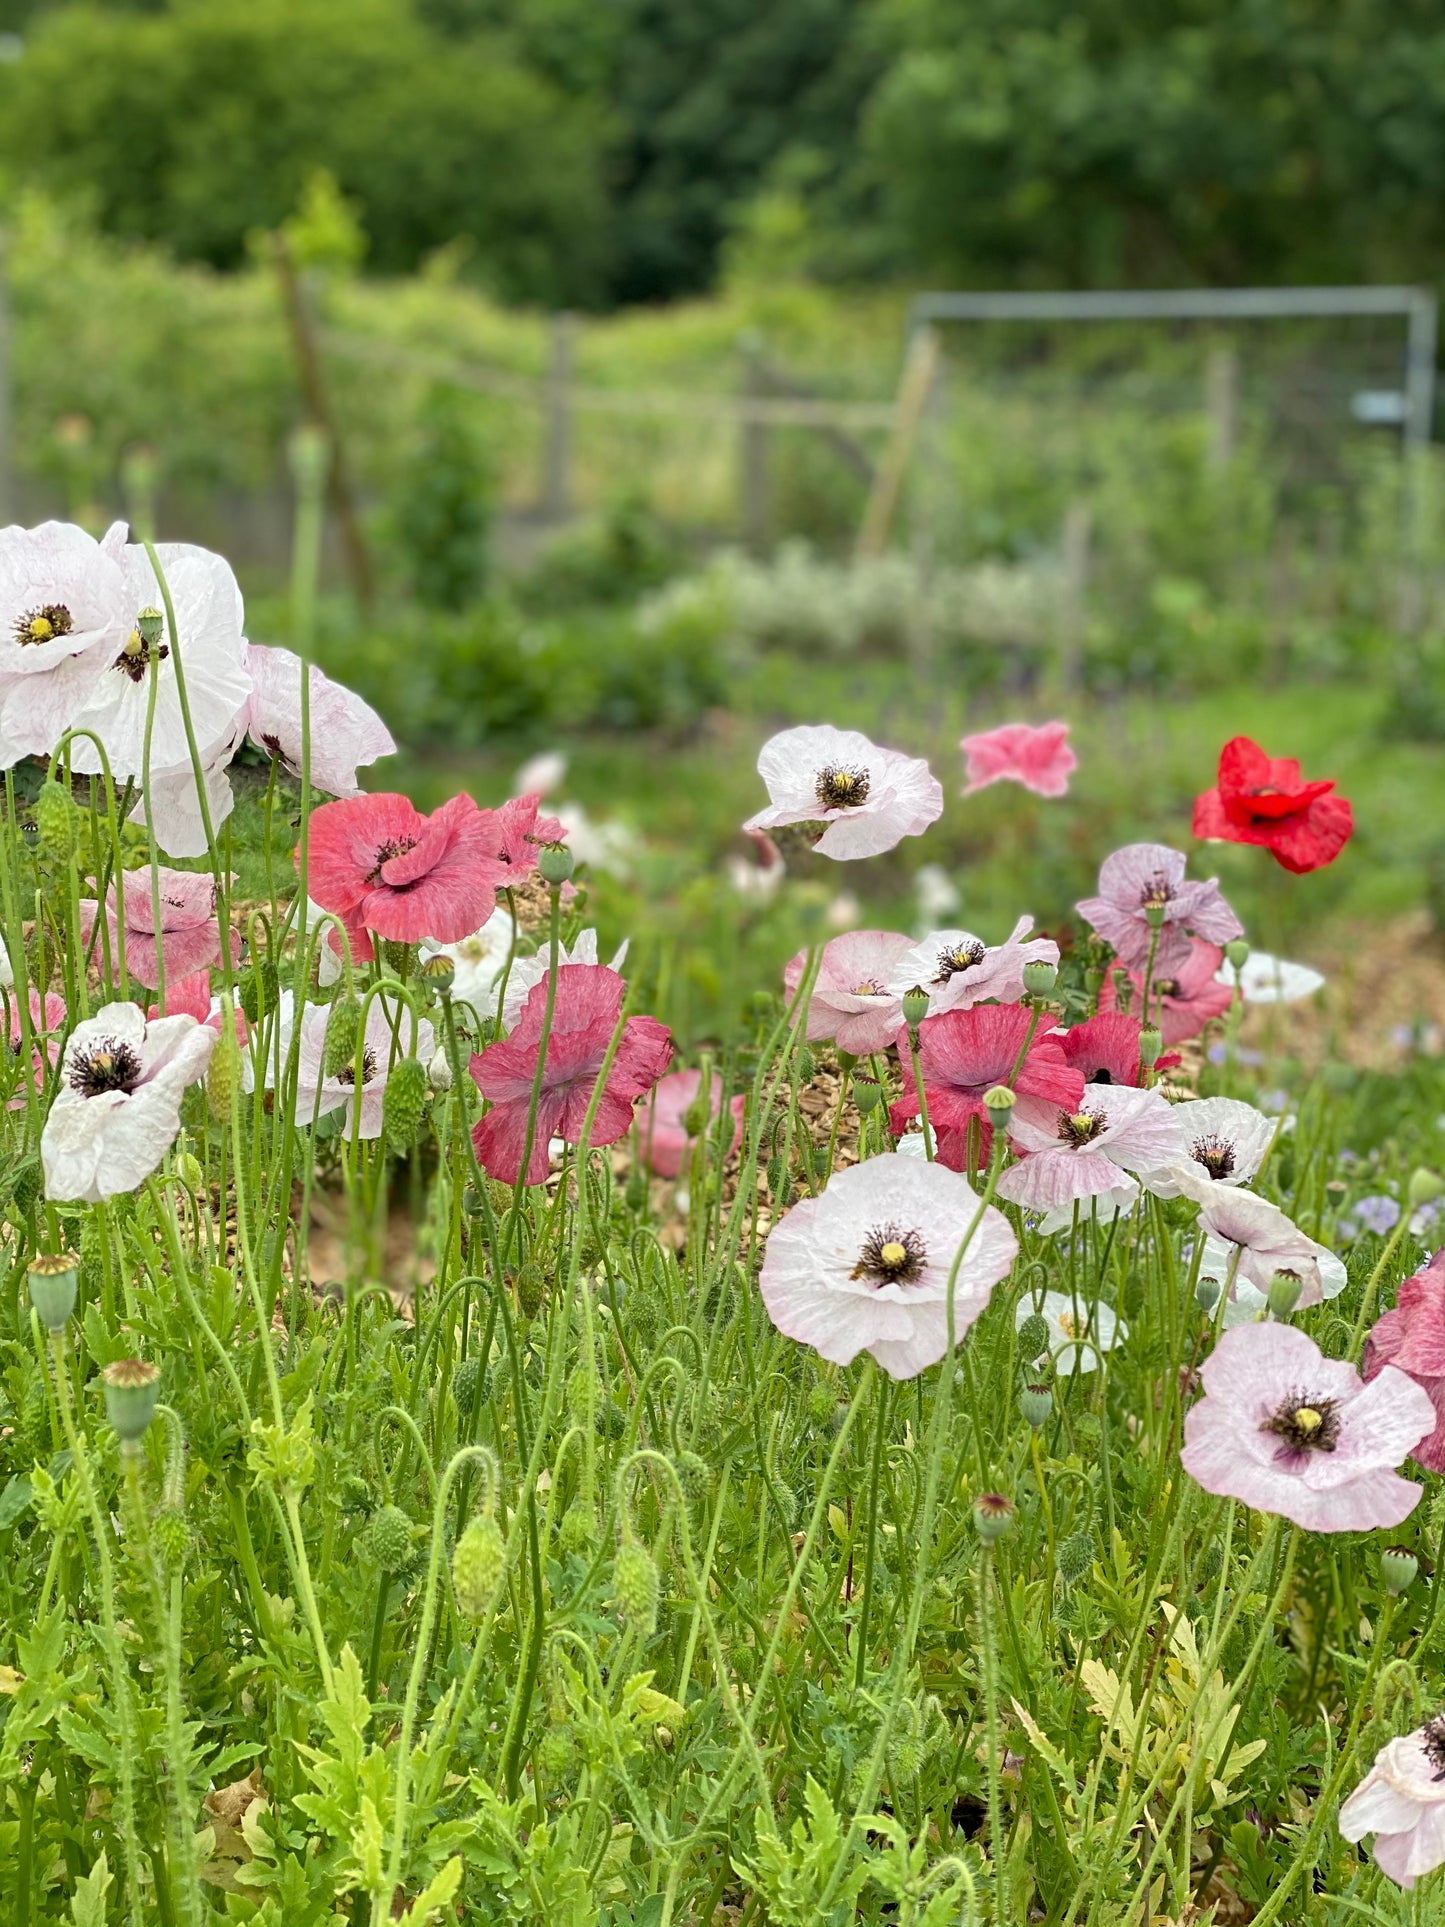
[1076,842,1242,977]
[243,641,395,795]
[758,1152,1017,1379]
[42,1000,216,1202]
[79,865,239,992]
[1364,1250,1445,1473]
[500,928,629,1030]
[0,520,129,766]
[1340,1717,1445,1889]
[292,992,435,1140]
[640,1068,745,1179]
[960,721,1076,798]
[998,1083,1184,1226]
[743,724,943,861]
[1173,1166,1347,1322]
[1142,1096,1277,1200]
[1099,937,1232,1044]
[783,930,914,1056]
[69,535,252,783]
[887,916,1059,1016]
[1180,1322,1432,1531]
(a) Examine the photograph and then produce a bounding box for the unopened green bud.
[9,1155,41,1216]
[152,1506,191,1572]
[1224,938,1250,972]
[680,1093,711,1137]
[1381,1547,1419,1596]
[1057,1531,1094,1584]
[1022,960,1058,997]
[852,1074,882,1116]
[368,1505,414,1574]
[452,1357,484,1413]
[206,1025,237,1122]
[536,842,574,885]
[560,1501,595,1555]
[627,1288,661,1343]
[613,1538,661,1633]
[538,1724,577,1779]
[901,985,930,1027]
[176,1150,204,1191]
[972,1493,1015,1544]
[382,1055,429,1151]
[322,996,361,1079]
[565,1362,598,1428]
[795,1046,816,1084]
[1267,1270,1303,1319]
[380,939,413,978]
[101,1358,161,1445]
[675,1451,712,1510]
[27,1250,79,1332]
[462,1182,487,1221]
[1111,968,1133,1015]
[289,423,330,495]
[1083,965,1105,997]
[1017,1313,1050,1364]
[807,1382,838,1428]
[1019,1383,1053,1430]
[34,778,79,867]
[239,960,278,1024]
[452,1516,507,1617]
[515,1262,545,1320]
[1408,1169,1445,1209]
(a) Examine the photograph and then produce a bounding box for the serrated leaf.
[0,1474,32,1531]
[396,1853,462,1926]
[70,1849,112,1927]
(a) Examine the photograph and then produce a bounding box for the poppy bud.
[538,1725,578,1778]
[322,996,361,1079]
[176,1150,204,1192]
[1022,960,1057,997]
[516,1261,546,1320]
[383,1056,429,1150]
[101,1358,161,1445]
[451,1357,485,1413]
[1224,938,1250,972]
[1267,1270,1303,1319]
[1017,1312,1050,1364]
[566,1362,598,1428]
[1381,1547,1419,1596]
[462,1182,488,1220]
[1019,1383,1052,1430]
[1111,968,1133,1015]
[560,1501,596,1555]
[536,842,574,885]
[289,422,329,494]
[427,1045,452,1092]
[852,1074,882,1115]
[206,1024,238,1122]
[1409,1168,1445,1208]
[452,1516,507,1617]
[1138,1026,1163,1069]
[680,1093,711,1137]
[983,1084,1016,1127]
[420,953,455,994]
[10,1155,41,1216]
[381,939,413,978]
[1196,1274,1222,1314]
[612,1538,661,1633]
[368,1504,414,1574]
[1083,965,1105,997]
[795,1046,816,1083]
[152,1505,191,1573]
[239,960,279,1023]
[1057,1531,1094,1584]
[901,985,930,1027]
[27,1251,79,1333]
[675,1450,712,1510]
[972,1492,1015,1544]
[35,777,79,867]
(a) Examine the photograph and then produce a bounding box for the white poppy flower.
[292,992,435,1140]
[42,1001,216,1202]
[1143,1095,1279,1199]
[1216,950,1326,1003]
[420,906,518,1020]
[744,724,943,861]
[887,916,1059,1014]
[0,520,129,767]
[1016,1288,1125,1376]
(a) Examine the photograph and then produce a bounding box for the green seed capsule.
[101,1359,161,1444]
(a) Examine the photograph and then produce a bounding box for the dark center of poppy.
[1423,1713,1445,1781]
[261,731,284,759]
[1138,874,1174,911]
[69,1038,143,1097]
[1057,1107,1107,1147]
[815,765,870,811]
[1091,1068,1114,1085]
[935,939,986,983]
[1154,978,1181,999]
[15,603,74,647]
[367,836,419,884]
[852,1222,927,1287]
[1192,1134,1236,1180]
[1262,1393,1339,1456]
[112,627,171,683]
[337,1046,379,1087]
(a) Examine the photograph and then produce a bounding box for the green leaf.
[395,1854,462,1926]
[70,1848,112,1927]
[0,1474,32,1531]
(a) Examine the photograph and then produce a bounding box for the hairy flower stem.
[978,1542,1008,1918]
[853,1373,891,1686]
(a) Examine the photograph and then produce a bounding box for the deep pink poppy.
[1365,1251,1445,1473]
[1099,937,1233,1045]
[1059,1012,1144,1088]
[7,984,66,1105]
[469,964,672,1185]
[639,1067,745,1179]
[889,1003,1085,1157]
[1193,736,1354,875]
[304,792,509,961]
[960,720,1076,799]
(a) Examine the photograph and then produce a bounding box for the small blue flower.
[1353,1194,1401,1237]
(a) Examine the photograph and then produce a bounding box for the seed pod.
[102,1359,161,1444]
[515,1262,545,1320]
[368,1504,414,1574]
[1057,1531,1094,1584]
[537,841,574,884]
[27,1251,79,1332]
[972,1492,1015,1544]
[1019,1383,1053,1430]
[1381,1547,1419,1596]
[322,996,361,1079]
[34,777,79,868]
[1021,959,1058,997]
[612,1539,660,1633]
[452,1516,506,1617]
[383,1056,429,1151]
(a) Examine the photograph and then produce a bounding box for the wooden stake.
[855,325,941,560]
[542,312,574,519]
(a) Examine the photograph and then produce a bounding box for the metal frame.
[907,285,1438,454]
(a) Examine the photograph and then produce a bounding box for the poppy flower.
[758,1152,1017,1378]
[1216,949,1326,1003]
[639,1068,745,1179]
[889,1003,1084,1170]
[1099,936,1233,1044]
[80,864,238,992]
[0,520,129,767]
[499,928,629,1030]
[469,964,671,1186]
[1174,1167,1347,1323]
[783,929,915,1056]
[491,792,568,878]
[7,985,67,1106]
[960,720,1076,798]
[1142,1095,1278,1200]
[1077,842,1241,978]
[134,738,239,861]
[1340,1718,1445,1888]
[1180,1322,1432,1532]
[1364,1251,1445,1473]
[420,906,517,1020]
[1058,1012,1145,1087]
[293,992,435,1140]
[1193,736,1353,874]
[42,1001,216,1202]
[998,1082,1184,1226]
[886,916,1060,1017]
[304,792,509,961]
[743,724,943,861]
[243,641,395,797]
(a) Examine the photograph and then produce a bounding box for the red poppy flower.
[890,1003,1084,1170]
[1098,937,1233,1045]
[469,964,672,1185]
[1058,1011,1144,1088]
[1193,737,1353,875]
[303,792,509,960]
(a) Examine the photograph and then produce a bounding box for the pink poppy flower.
[758,1152,1017,1379]
[1099,936,1233,1043]
[1058,1012,1144,1087]
[960,720,1076,798]
[1180,1322,1432,1531]
[292,992,435,1140]
[743,724,943,861]
[1076,842,1242,977]
[79,865,238,991]
[148,969,248,1045]
[499,928,628,1030]
[1173,1166,1347,1321]
[0,520,128,767]
[243,642,395,796]
[41,1000,216,1202]
[639,1068,745,1179]
[469,964,672,1186]
[886,916,1060,1016]
[1340,1718,1445,1889]
[783,930,915,1056]
[1364,1251,1445,1473]
[491,792,568,879]
[304,792,509,961]
[7,985,67,1105]
[890,1004,1085,1170]
[997,1083,1184,1221]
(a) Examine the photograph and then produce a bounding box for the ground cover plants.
[2,481,1445,1927]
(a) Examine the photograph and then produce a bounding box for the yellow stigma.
[123,629,144,658]
[1294,1406,1322,1435]
[1070,1113,1093,1134]
[878,1240,908,1269]
[26,616,54,641]
[1057,1311,1081,1340]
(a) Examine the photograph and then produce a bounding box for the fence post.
[856,325,941,560]
[542,312,574,520]
[1057,499,1092,692]
[1205,344,1239,473]
[738,333,771,553]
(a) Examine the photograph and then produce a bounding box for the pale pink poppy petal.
[961,721,1076,798]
